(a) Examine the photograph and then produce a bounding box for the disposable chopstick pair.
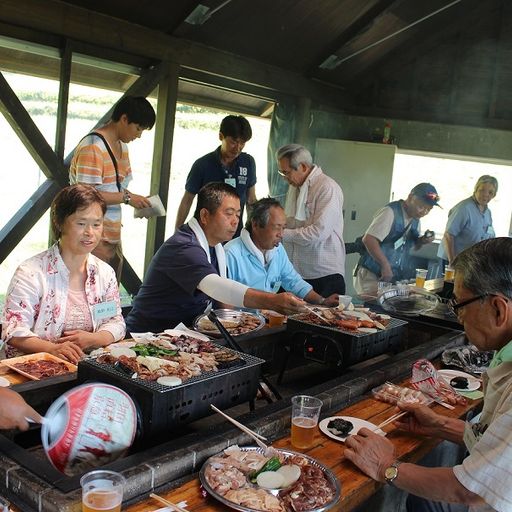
[210,404,269,450]
[303,305,330,325]
[150,493,188,512]
[375,411,408,430]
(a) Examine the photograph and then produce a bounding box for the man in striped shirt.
[344,237,512,512]
[69,96,155,278]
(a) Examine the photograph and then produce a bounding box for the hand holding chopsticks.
[210,404,269,450]
[374,411,408,430]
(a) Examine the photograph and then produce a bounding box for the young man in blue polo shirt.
[175,115,257,237]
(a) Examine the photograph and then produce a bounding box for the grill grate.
[286,316,408,367]
[77,345,265,442]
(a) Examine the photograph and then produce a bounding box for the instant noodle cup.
[41,383,137,476]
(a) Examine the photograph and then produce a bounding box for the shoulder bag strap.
[83,131,122,192]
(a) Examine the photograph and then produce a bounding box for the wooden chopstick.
[375,411,408,430]
[210,404,269,449]
[304,306,330,325]
[150,493,189,512]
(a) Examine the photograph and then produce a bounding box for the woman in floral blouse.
[1,184,125,363]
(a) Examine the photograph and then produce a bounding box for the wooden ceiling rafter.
[0,0,351,109]
[307,0,398,77]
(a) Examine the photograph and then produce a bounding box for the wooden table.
[126,385,481,512]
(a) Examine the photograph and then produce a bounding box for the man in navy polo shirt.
[175,115,257,237]
[127,183,304,334]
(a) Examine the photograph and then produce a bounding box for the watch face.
[385,466,398,481]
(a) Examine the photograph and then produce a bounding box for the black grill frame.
[77,347,264,440]
[286,316,408,367]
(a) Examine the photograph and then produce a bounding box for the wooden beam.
[0,70,68,186]
[144,62,179,273]
[120,259,142,298]
[55,39,71,160]
[0,0,351,108]
[306,0,397,75]
[347,104,512,130]
[0,179,60,264]
[63,62,168,167]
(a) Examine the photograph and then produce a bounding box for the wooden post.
[144,61,179,274]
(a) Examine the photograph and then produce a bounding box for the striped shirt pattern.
[282,166,346,280]
[69,134,132,243]
[453,374,512,511]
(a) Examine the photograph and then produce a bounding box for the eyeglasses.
[277,169,293,177]
[448,293,507,314]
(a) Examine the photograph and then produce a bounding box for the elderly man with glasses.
[276,144,346,297]
[225,197,339,306]
[344,237,512,512]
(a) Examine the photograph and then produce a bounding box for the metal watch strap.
[384,460,402,486]
[123,189,131,204]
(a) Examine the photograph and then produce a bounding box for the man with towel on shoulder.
[126,182,305,334]
[276,144,346,296]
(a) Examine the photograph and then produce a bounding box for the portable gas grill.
[283,314,408,372]
[77,347,264,442]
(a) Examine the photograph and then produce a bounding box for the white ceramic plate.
[437,369,480,391]
[319,416,385,442]
[0,376,10,387]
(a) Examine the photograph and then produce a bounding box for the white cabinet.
[314,139,396,295]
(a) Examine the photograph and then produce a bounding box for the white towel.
[188,217,227,278]
[284,166,321,221]
[240,228,277,266]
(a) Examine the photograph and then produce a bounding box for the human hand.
[60,330,100,350]
[323,294,339,307]
[129,193,152,209]
[272,292,305,315]
[0,388,42,430]
[344,427,396,482]
[394,401,444,437]
[49,341,84,364]
[380,264,393,282]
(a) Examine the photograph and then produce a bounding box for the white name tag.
[93,301,117,322]
[224,177,236,188]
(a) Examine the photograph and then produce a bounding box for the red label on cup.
[43,383,137,475]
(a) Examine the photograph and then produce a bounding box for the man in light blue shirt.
[225,198,338,306]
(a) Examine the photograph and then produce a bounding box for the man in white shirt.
[354,183,438,296]
[345,237,512,512]
[276,144,346,296]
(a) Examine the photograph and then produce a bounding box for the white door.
[315,139,396,295]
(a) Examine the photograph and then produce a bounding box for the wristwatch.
[384,460,402,486]
[122,189,131,205]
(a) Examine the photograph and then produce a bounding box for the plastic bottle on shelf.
[382,122,391,144]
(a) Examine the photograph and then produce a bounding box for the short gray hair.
[453,238,512,298]
[276,144,313,169]
[245,197,283,232]
[474,175,498,195]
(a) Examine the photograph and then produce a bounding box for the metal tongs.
[208,311,282,402]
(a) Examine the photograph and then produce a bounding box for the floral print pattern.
[1,244,125,355]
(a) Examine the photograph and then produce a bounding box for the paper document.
[134,194,166,218]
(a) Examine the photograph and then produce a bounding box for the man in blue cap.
[354,183,439,295]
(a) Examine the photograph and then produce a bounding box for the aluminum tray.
[378,286,439,316]
[199,446,341,512]
[194,308,265,337]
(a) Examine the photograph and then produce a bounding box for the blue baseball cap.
[410,183,441,207]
